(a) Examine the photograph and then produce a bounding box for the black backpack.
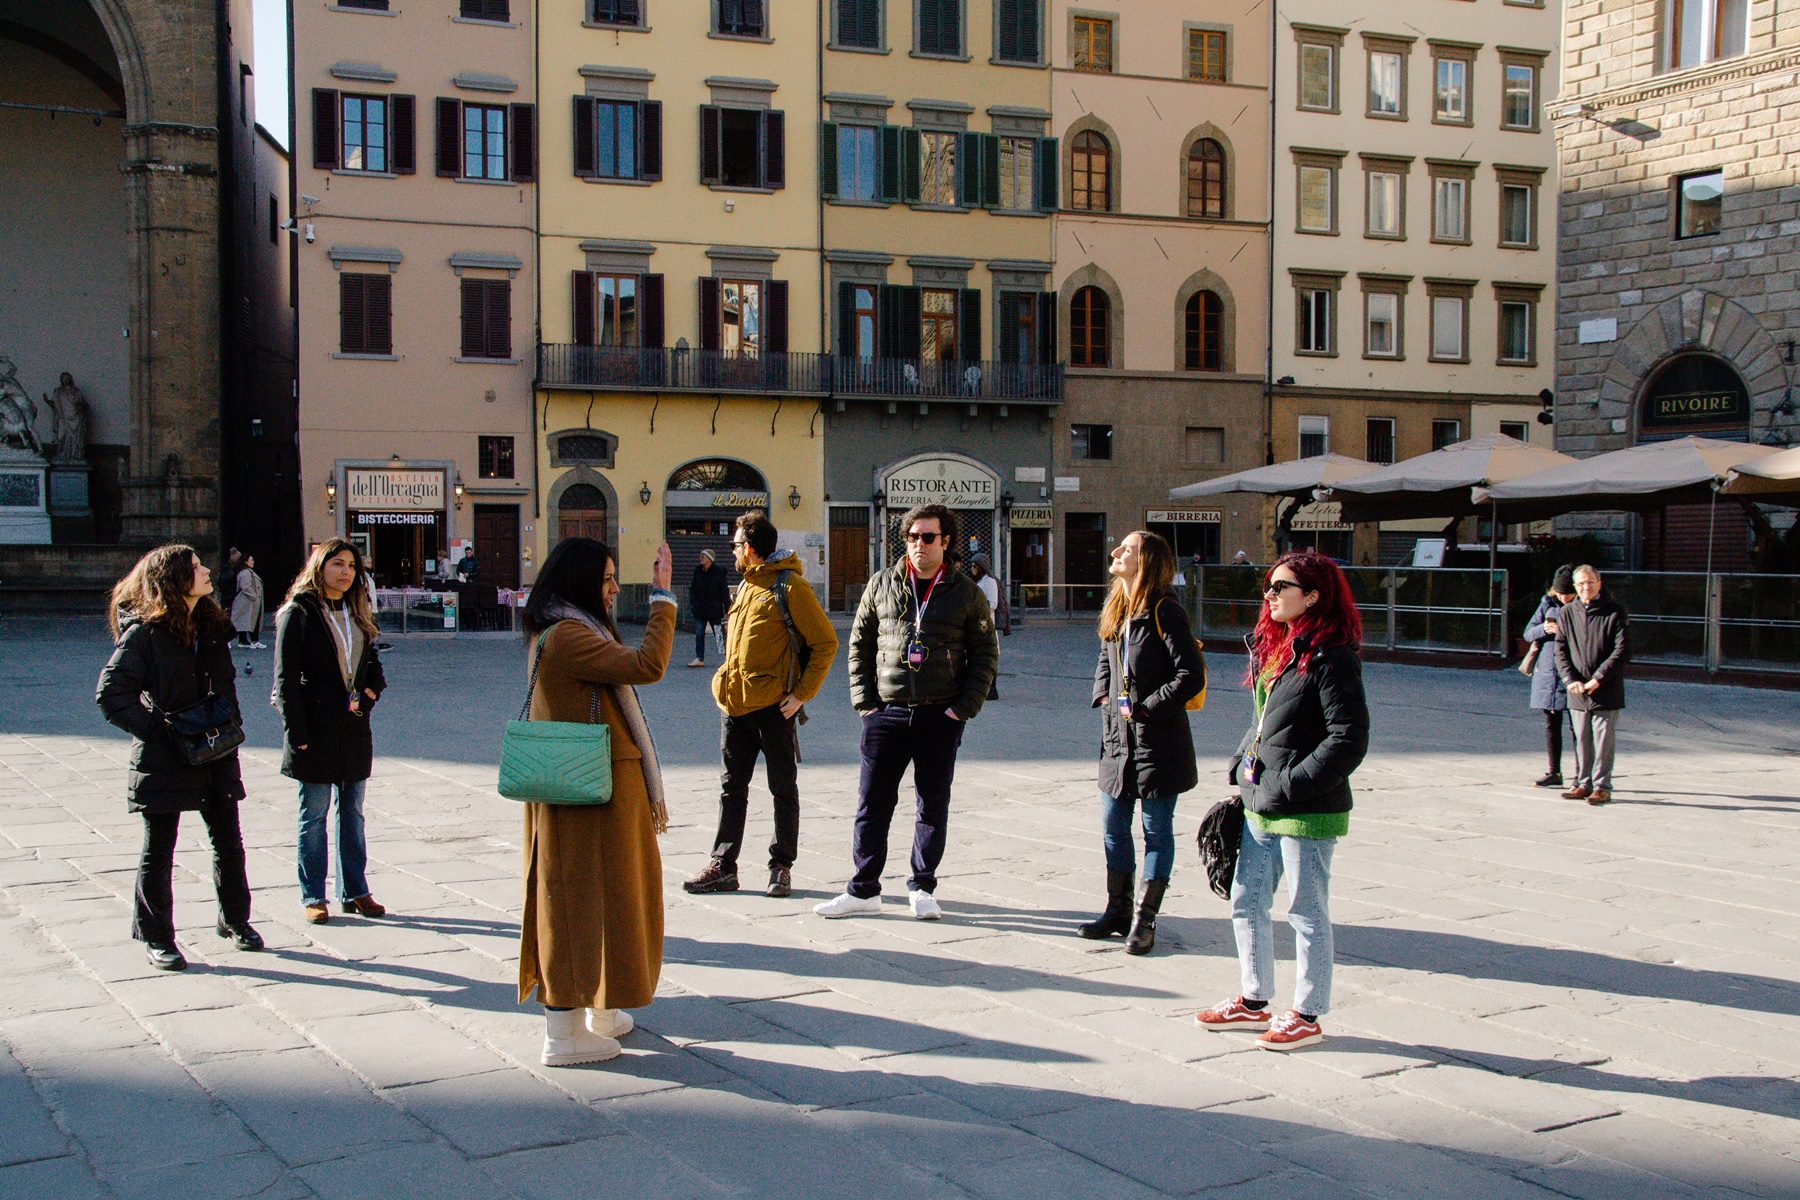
[771,572,812,726]
[1195,797,1244,899]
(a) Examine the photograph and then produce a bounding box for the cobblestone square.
[0,616,1797,1199]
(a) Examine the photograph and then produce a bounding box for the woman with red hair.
[1195,550,1368,1050]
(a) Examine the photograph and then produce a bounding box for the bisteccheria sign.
[884,459,997,510]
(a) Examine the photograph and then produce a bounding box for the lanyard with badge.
[1114,613,1138,721]
[326,604,359,710]
[905,563,945,670]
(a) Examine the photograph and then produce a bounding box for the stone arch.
[1063,114,1120,213]
[1060,263,1124,369]
[1172,268,1238,373]
[546,467,619,548]
[1178,123,1236,220]
[1598,290,1785,444]
[82,1,150,119]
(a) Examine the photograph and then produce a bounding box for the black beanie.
[1551,564,1576,594]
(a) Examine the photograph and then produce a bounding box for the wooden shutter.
[435,98,462,177]
[489,281,512,358]
[837,282,857,357]
[900,127,921,203]
[766,279,790,352]
[958,289,981,362]
[761,110,785,189]
[509,104,535,181]
[957,131,980,207]
[998,293,1021,364]
[366,273,393,354]
[1035,136,1058,210]
[1036,292,1057,364]
[819,121,838,197]
[891,285,922,358]
[877,284,900,359]
[460,278,485,357]
[339,273,365,354]
[698,277,722,350]
[312,89,339,169]
[981,134,1002,207]
[572,96,596,178]
[997,0,1020,59]
[640,274,665,346]
[877,125,902,202]
[700,105,722,184]
[919,0,943,54]
[391,95,416,173]
[639,101,662,179]
[572,271,595,344]
[1000,0,1039,62]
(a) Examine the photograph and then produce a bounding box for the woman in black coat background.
[274,539,387,925]
[1082,531,1205,955]
[96,545,261,971]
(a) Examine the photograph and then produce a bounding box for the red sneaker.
[1256,1009,1323,1051]
[1194,996,1273,1032]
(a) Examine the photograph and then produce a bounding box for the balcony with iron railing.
[537,344,1062,403]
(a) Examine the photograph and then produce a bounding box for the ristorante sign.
[884,459,997,510]
[346,469,445,511]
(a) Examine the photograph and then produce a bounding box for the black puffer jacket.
[95,614,247,814]
[1092,595,1205,800]
[273,593,387,783]
[1554,591,1629,712]
[1233,639,1369,820]
[848,561,999,719]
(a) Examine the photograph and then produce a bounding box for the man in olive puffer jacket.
[815,503,998,921]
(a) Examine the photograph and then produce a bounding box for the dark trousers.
[849,703,964,898]
[132,797,253,944]
[694,622,720,662]
[712,703,800,871]
[1544,709,1568,773]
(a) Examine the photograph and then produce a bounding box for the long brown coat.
[517,605,673,1010]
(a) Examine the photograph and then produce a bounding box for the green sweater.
[1246,674,1349,840]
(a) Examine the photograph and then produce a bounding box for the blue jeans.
[297,780,370,905]
[1230,819,1336,1016]
[1100,791,1177,882]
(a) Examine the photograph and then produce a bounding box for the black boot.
[1077,870,1134,939]
[1124,880,1168,956]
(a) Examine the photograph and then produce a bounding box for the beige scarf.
[539,602,668,833]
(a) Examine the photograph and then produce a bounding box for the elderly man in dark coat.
[1553,565,1630,806]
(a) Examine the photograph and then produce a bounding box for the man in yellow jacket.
[685,512,839,898]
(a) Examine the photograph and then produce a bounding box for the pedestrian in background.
[96,545,260,971]
[816,503,999,921]
[230,553,265,648]
[1197,550,1368,1051]
[685,513,838,899]
[274,539,388,926]
[217,546,242,613]
[966,554,1004,699]
[687,548,730,668]
[1081,531,1204,954]
[518,537,676,1067]
[1555,565,1630,806]
[1523,564,1577,788]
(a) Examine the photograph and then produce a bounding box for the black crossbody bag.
[144,647,244,766]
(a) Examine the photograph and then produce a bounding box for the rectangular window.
[479,435,516,479]
[837,124,878,199]
[918,0,962,56]
[1432,418,1462,450]
[1676,169,1723,237]
[1298,164,1336,233]
[1299,289,1333,354]
[591,0,641,24]
[1071,423,1114,460]
[459,278,511,359]
[1299,43,1336,110]
[997,137,1035,210]
[1072,16,1113,72]
[342,94,388,172]
[1430,295,1466,361]
[339,0,388,9]
[920,130,957,205]
[1365,292,1399,357]
[996,0,1041,63]
[338,272,392,356]
[1188,29,1227,82]
[1500,184,1533,246]
[595,101,638,179]
[1432,175,1469,242]
[1299,415,1330,458]
[1185,426,1225,464]
[1365,418,1396,464]
[1368,50,1403,116]
[1434,56,1468,122]
[460,0,509,19]
[717,108,763,188]
[920,288,957,361]
[716,0,766,36]
[1497,296,1536,364]
[852,284,878,358]
[1499,421,1529,442]
[463,104,507,180]
[1366,170,1401,237]
[721,279,763,357]
[1501,63,1537,129]
[837,0,880,47]
[596,274,639,346]
[1666,0,1746,69]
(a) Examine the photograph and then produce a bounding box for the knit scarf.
[538,601,668,834]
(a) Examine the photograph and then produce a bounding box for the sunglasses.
[1263,579,1304,597]
[904,532,941,545]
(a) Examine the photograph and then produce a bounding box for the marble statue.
[0,357,42,456]
[45,372,89,463]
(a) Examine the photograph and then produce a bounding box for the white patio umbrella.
[1168,453,1376,499]
[1721,444,1800,501]
[1331,434,1577,524]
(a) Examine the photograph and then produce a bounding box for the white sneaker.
[542,1009,620,1065]
[813,892,882,918]
[587,1007,633,1039]
[250,641,267,649]
[908,890,942,920]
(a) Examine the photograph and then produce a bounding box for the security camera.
[303,223,315,243]
[300,194,321,205]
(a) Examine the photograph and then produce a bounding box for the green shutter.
[820,121,838,197]
[981,134,1002,207]
[1035,136,1058,210]
[878,125,902,202]
[901,127,922,203]
[957,132,980,207]
[958,288,982,362]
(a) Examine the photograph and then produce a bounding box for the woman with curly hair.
[1195,550,1368,1050]
[96,545,261,971]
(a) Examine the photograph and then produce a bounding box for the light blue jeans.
[297,780,369,905]
[1229,819,1336,1016]
[1100,791,1178,882]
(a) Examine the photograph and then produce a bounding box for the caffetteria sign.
[346,469,445,510]
[884,459,997,510]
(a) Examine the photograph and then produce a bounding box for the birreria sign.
[346,469,445,511]
[884,459,996,510]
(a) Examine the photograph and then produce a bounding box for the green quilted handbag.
[497,634,613,804]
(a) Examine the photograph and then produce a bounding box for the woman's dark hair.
[1246,550,1363,683]
[522,537,619,638]
[109,544,233,644]
[735,510,779,559]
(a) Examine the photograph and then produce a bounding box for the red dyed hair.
[1246,550,1363,683]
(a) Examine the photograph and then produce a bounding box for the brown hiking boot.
[683,858,739,894]
[1561,786,1592,800]
[1586,789,1611,805]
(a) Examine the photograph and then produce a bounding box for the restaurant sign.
[1008,505,1052,528]
[664,489,771,510]
[884,458,997,509]
[1641,354,1750,430]
[347,468,445,511]
[1146,509,1222,524]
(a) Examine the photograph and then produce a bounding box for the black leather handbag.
[144,654,244,766]
[1196,796,1245,899]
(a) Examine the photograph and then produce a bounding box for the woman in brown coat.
[517,536,676,1066]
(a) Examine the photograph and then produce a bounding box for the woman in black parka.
[274,539,387,925]
[1083,531,1205,955]
[96,545,262,971]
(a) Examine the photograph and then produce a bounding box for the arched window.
[1069,286,1111,367]
[667,458,767,492]
[1186,139,1226,219]
[1070,131,1112,211]
[1185,291,1224,371]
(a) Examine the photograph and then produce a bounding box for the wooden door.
[473,504,521,588]
[829,510,871,611]
[1065,512,1107,611]
[556,484,608,545]
[1010,527,1048,607]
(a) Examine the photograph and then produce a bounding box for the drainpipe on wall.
[1264,0,1278,469]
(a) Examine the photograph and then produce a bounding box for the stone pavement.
[0,615,1797,1200]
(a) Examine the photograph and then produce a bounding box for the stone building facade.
[1554,0,1800,567]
